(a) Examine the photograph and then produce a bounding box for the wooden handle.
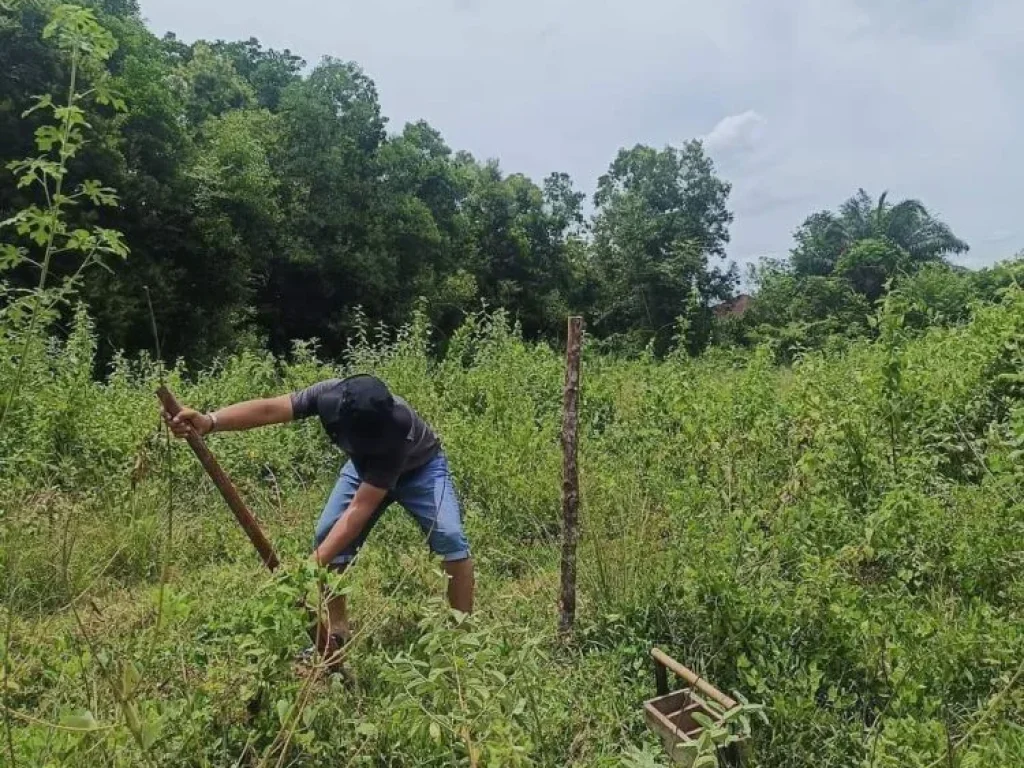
[651,647,738,710]
[157,385,280,571]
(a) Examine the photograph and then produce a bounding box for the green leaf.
[121,661,141,696]
[276,699,291,724]
[79,179,119,206]
[301,706,316,728]
[53,105,87,130]
[60,709,99,731]
[64,228,93,252]
[678,742,700,757]
[141,717,162,750]
[355,722,378,737]
[34,125,62,152]
[0,244,25,270]
[429,721,441,742]
[691,711,716,729]
[719,707,743,724]
[95,227,129,258]
[14,169,37,189]
[22,94,54,118]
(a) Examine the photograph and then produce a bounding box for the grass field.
[2,302,1023,766]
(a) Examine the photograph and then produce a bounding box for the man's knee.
[427,498,470,560]
[433,527,471,562]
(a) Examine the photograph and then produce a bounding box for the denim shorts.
[313,452,470,566]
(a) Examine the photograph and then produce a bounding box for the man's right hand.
[163,407,213,438]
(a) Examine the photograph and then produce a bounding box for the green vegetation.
[740,190,1022,358]
[3,298,1023,766]
[3,2,1021,366]
[2,2,1023,767]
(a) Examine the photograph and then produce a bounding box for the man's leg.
[443,557,474,614]
[324,564,351,638]
[394,453,475,613]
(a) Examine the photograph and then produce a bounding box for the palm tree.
[790,189,968,277]
[837,189,968,263]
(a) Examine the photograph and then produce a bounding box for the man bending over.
[165,374,474,652]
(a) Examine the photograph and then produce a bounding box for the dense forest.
[4,0,1020,368]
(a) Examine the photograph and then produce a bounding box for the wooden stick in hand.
[156,385,280,571]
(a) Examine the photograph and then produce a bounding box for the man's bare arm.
[312,483,389,565]
[164,394,294,437]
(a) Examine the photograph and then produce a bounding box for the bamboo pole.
[651,648,738,710]
[156,385,280,571]
[559,316,583,634]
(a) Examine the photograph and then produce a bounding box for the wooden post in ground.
[156,385,280,571]
[559,316,583,635]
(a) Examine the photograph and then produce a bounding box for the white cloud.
[701,110,767,154]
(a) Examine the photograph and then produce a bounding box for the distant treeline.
[2,0,1018,365]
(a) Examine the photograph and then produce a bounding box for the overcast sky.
[139,0,1022,272]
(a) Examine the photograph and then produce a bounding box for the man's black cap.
[316,374,411,455]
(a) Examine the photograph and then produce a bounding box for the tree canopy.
[790,189,969,279]
[1,0,606,363]
[2,0,1013,367]
[590,142,735,354]
[740,187,982,357]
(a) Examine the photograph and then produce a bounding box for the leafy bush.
[2,297,1024,766]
